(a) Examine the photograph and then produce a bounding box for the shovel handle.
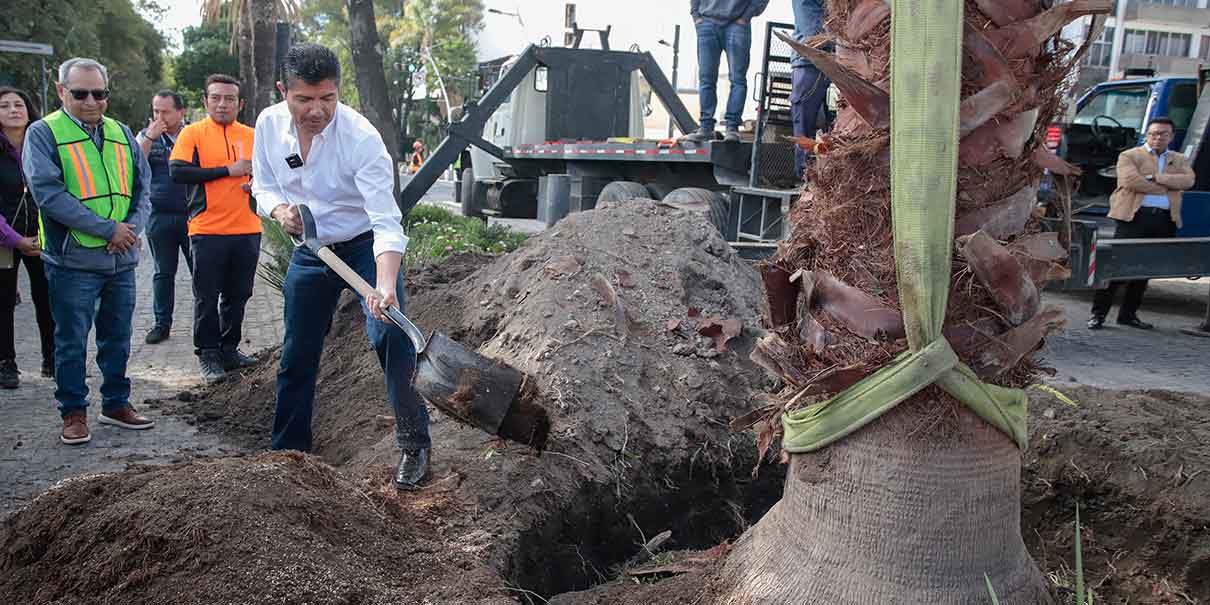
[312,246,428,354]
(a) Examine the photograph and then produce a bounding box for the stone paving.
[0,240,284,515]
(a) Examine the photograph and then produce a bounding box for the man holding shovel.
[251,44,431,489]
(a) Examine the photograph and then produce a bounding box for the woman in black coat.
[0,86,54,388]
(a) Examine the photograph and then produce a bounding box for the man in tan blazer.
[1089,117,1196,330]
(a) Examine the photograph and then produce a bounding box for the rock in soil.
[1,202,783,603]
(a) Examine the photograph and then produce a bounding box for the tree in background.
[172,26,241,111]
[347,0,399,169]
[0,0,166,126]
[200,0,299,121]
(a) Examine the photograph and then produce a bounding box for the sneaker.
[61,410,91,444]
[99,405,155,430]
[0,359,18,389]
[221,348,257,372]
[199,351,227,384]
[723,127,741,142]
[41,360,53,378]
[1117,316,1154,330]
[1086,315,1105,330]
[681,128,716,144]
[145,325,170,344]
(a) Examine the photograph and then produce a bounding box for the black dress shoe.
[145,325,170,344]
[394,448,429,490]
[1117,317,1154,330]
[1087,316,1106,330]
[41,360,54,378]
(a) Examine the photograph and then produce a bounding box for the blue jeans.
[791,0,827,68]
[271,235,431,452]
[696,19,752,131]
[146,211,192,329]
[792,64,832,176]
[44,265,136,417]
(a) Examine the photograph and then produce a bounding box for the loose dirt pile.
[1,201,785,603]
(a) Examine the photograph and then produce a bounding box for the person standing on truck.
[170,74,261,383]
[253,43,431,490]
[137,90,191,345]
[684,0,771,144]
[791,0,830,178]
[1089,117,1195,331]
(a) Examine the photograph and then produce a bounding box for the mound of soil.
[3,201,784,603]
[0,452,502,604]
[1024,385,1210,604]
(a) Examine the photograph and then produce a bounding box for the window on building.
[1125,29,1193,57]
[1142,0,1196,7]
[1085,25,1116,67]
[1201,35,1210,61]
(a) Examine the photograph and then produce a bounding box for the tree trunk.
[237,0,255,125]
[715,399,1050,603]
[346,0,401,189]
[711,0,1108,601]
[250,0,277,119]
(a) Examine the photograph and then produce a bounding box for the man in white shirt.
[251,43,430,489]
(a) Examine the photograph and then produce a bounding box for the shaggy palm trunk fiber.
[712,0,1109,602]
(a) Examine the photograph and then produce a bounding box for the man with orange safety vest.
[170,74,261,384]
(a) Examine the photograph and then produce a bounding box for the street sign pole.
[0,40,55,115]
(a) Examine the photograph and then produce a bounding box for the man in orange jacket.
[170,74,261,382]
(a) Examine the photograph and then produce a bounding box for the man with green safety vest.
[22,57,154,445]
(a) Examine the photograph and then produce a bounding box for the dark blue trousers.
[146,211,192,329]
[271,235,430,452]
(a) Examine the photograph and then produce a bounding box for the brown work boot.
[99,405,156,430]
[61,410,91,445]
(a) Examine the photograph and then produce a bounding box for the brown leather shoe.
[61,411,91,445]
[99,405,155,430]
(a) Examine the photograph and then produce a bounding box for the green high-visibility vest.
[43,111,134,248]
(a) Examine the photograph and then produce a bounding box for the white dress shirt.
[252,101,407,258]
[1141,143,1170,210]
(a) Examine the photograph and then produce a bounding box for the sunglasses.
[68,88,110,101]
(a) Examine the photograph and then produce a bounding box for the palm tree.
[200,0,299,119]
[711,0,1108,602]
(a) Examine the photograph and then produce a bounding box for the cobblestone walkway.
[0,241,283,515]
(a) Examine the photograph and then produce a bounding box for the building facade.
[1072,1,1210,96]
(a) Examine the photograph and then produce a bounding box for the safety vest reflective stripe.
[65,142,95,199]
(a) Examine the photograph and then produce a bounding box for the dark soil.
[1,202,784,604]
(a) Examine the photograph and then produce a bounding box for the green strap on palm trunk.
[781,0,1029,453]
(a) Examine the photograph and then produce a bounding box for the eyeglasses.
[68,89,110,101]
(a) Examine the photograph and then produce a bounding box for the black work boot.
[0,360,18,389]
[681,127,717,144]
[145,325,170,344]
[221,348,257,372]
[394,448,430,490]
[198,351,227,385]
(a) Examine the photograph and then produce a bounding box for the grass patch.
[257,204,527,292]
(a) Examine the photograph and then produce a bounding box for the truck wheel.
[596,181,653,205]
[662,187,729,234]
[460,167,484,220]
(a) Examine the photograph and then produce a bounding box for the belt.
[1137,206,1170,214]
[326,231,373,253]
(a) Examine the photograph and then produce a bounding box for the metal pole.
[667,24,680,138]
[40,56,48,115]
[1108,0,1128,78]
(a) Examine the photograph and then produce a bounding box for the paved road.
[0,241,283,515]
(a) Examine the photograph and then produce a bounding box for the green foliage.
[171,26,241,111]
[256,204,525,293]
[0,0,166,127]
[402,204,525,269]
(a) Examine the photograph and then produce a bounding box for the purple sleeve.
[0,214,24,248]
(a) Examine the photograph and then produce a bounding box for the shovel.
[291,204,549,449]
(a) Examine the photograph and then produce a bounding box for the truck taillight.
[1045,125,1062,151]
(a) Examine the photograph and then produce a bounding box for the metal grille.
[751,21,801,189]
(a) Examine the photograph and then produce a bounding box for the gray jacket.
[23,110,149,274]
[690,0,769,22]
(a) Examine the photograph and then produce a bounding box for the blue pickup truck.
[1045,75,1210,290]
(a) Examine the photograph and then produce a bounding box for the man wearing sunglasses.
[21,57,153,445]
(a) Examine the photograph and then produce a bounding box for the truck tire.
[662,187,729,234]
[596,181,653,205]
[460,167,484,220]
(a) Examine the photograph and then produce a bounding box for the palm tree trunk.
[237,0,255,124]
[712,0,1109,601]
[715,401,1050,603]
[346,0,401,181]
[250,0,277,119]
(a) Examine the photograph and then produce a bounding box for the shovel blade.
[414,331,532,441]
